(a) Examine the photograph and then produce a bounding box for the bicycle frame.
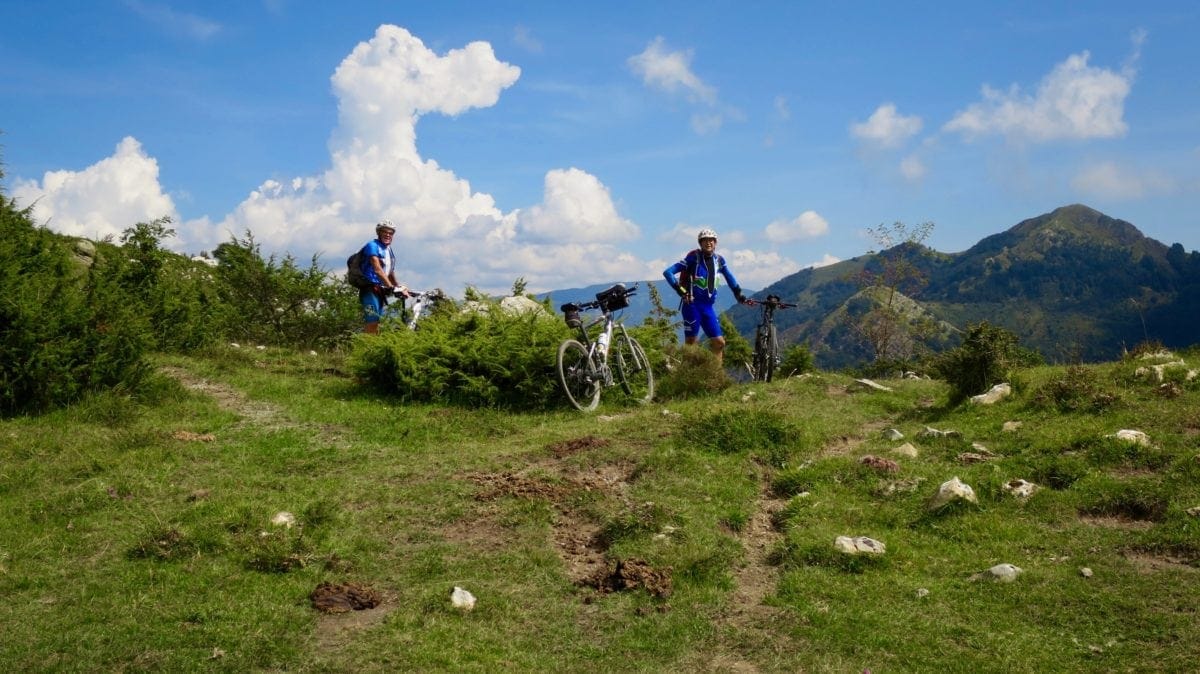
[556,284,654,411]
[748,294,796,382]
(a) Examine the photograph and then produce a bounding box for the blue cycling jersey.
[663,249,742,305]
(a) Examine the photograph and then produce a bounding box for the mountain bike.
[556,283,654,411]
[389,287,445,330]
[746,294,796,382]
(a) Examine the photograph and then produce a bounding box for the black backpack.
[346,248,373,289]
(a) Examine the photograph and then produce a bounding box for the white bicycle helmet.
[697,227,718,243]
[376,219,396,234]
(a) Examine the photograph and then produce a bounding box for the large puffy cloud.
[12,136,178,240]
[765,211,829,243]
[943,51,1133,142]
[851,104,923,148]
[517,168,639,243]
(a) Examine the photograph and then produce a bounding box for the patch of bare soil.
[582,558,672,599]
[160,366,351,444]
[310,582,395,649]
[1122,550,1198,574]
[452,435,647,589]
[160,365,285,427]
[1079,514,1155,531]
[728,494,785,616]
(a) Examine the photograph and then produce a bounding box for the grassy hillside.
[2,345,1199,671]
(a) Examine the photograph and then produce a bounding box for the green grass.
[2,347,1200,671]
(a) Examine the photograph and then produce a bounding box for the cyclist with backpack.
[662,228,748,363]
[355,220,410,334]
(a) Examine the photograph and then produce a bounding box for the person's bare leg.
[710,335,726,364]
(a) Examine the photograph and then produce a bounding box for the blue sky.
[2,1,1197,293]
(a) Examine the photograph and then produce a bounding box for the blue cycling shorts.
[681,301,722,340]
[361,288,385,324]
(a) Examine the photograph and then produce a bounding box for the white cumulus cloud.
[723,249,801,290]
[12,136,178,240]
[899,154,927,181]
[944,50,1133,142]
[851,103,923,148]
[765,211,830,243]
[517,168,639,243]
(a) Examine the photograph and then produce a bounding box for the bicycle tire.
[557,339,600,411]
[613,334,654,403]
[764,324,778,382]
[752,326,770,382]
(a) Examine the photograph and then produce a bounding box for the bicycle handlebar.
[745,294,796,309]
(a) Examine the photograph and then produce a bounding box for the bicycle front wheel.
[613,335,654,403]
[752,327,770,382]
[763,324,778,382]
[557,339,600,411]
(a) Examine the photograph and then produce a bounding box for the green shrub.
[930,321,1040,402]
[211,232,361,349]
[1031,364,1120,413]
[778,343,815,377]
[656,345,731,400]
[349,302,568,409]
[1,193,153,415]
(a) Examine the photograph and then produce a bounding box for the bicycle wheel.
[557,339,600,411]
[613,334,654,403]
[763,324,778,382]
[752,326,770,382]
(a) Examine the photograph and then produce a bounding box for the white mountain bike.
[556,283,654,412]
[390,287,445,330]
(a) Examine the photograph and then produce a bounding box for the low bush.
[349,301,568,409]
[930,321,1041,402]
[656,345,731,400]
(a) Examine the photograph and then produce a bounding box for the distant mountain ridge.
[725,204,1200,368]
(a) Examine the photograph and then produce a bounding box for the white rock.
[256,345,266,350]
[309,350,318,356]
[929,477,977,510]
[1080,567,1094,578]
[915,588,930,598]
[1108,429,1149,446]
[1003,479,1039,500]
[1001,421,1023,433]
[451,586,476,611]
[1186,506,1200,518]
[919,426,961,439]
[983,563,1023,583]
[270,511,296,528]
[834,536,886,556]
[970,383,1012,405]
[882,428,904,441]
[892,442,919,458]
[498,295,548,317]
[229,342,240,349]
[853,378,893,392]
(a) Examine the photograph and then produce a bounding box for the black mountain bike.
[747,294,796,382]
[556,283,654,411]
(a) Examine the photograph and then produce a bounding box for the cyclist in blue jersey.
[360,220,410,334]
[662,228,748,363]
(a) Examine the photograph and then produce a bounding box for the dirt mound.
[583,558,673,598]
[310,582,382,613]
[469,472,572,501]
